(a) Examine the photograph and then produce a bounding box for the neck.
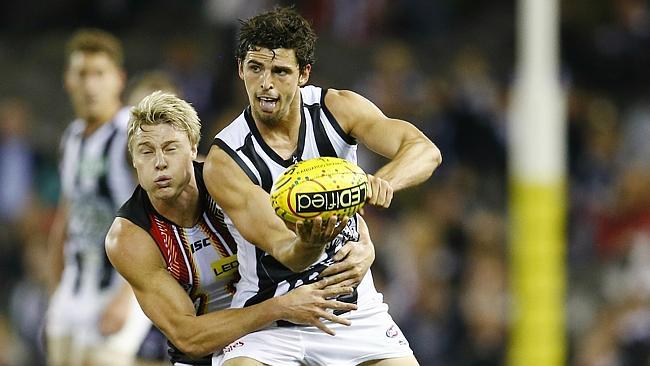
[256,116,300,139]
[150,175,201,227]
[83,103,121,136]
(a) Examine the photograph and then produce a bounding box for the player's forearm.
[261,224,325,272]
[375,137,441,191]
[47,209,67,295]
[276,237,326,272]
[171,298,284,358]
[248,201,325,272]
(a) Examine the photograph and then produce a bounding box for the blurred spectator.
[162,36,214,120]
[357,39,429,121]
[354,39,430,173]
[457,209,507,366]
[0,97,37,331]
[448,46,506,180]
[8,228,49,366]
[0,97,35,223]
[125,69,180,106]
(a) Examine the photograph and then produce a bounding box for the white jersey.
[214,85,382,316]
[59,107,135,294]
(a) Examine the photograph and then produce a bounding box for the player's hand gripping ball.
[270,157,371,223]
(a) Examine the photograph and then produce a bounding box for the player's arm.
[98,279,135,336]
[320,214,374,287]
[106,217,356,358]
[47,196,68,295]
[325,89,442,207]
[204,146,344,272]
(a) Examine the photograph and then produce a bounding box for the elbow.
[168,329,212,359]
[173,339,211,359]
[432,142,442,168]
[411,135,442,179]
[424,139,442,175]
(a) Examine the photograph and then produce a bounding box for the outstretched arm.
[326,89,442,207]
[106,218,356,358]
[204,146,345,272]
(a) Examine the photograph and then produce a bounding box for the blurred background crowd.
[1,0,650,365]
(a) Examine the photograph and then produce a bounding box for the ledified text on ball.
[295,183,367,213]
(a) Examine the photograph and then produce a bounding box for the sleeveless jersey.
[116,161,239,364]
[214,85,381,315]
[59,107,135,293]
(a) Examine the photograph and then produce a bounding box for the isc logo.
[296,183,367,213]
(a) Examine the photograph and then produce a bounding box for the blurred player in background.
[106,91,361,365]
[126,70,180,107]
[46,28,153,366]
[204,6,441,366]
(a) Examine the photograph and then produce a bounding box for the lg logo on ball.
[295,183,367,213]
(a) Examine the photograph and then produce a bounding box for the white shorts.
[46,264,152,357]
[216,302,412,366]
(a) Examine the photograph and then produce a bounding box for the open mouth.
[258,96,278,113]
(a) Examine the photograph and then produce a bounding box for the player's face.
[239,47,310,126]
[65,51,125,124]
[131,123,197,201]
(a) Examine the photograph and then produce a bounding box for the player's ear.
[191,144,198,160]
[238,59,244,80]
[63,68,73,93]
[298,64,311,86]
[128,151,135,168]
[118,70,127,91]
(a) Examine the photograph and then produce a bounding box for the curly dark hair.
[236,7,317,73]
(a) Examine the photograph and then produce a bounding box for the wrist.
[268,296,287,321]
[294,236,326,250]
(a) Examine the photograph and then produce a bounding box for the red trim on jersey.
[149,214,191,288]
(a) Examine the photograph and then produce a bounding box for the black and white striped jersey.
[214,85,381,314]
[59,107,135,292]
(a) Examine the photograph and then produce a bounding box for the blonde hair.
[66,28,124,68]
[128,91,201,156]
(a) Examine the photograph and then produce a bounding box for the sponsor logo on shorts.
[386,325,399,338]
[223,341,244,353]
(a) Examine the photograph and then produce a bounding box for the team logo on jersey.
[191,237,211,253]
[211,255,239,279]
[79,156,107,179]
[386,325,399,338]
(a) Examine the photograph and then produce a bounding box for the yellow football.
[270,157,370,223]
